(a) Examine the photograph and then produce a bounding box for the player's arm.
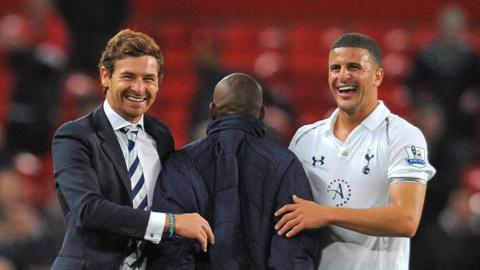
[275,181,426,238]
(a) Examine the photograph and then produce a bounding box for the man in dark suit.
[151,73,319,269]
[51,29,214,270]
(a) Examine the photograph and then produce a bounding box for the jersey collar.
[361,101,390,131]
[327,100,390,133]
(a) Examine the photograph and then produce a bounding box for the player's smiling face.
[102,55,159,123]
[328,47,383,117]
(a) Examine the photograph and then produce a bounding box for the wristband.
[168,213,175,237]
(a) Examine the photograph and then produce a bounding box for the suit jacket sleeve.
[53,121,151,240]
[268,157,321,270]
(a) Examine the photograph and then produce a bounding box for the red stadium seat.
[290,51,329,79]
[0,65,12,124]
[289,24,323,54]
[411,23,435,50]
[155,20,191,49]
[382,52,412,81]
[383,28,413,53]
[219,22,261,53]
[257,26,289,51]
[220,50,257,71]
[162,47,194,73]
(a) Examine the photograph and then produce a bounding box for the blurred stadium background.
[0,0,479,269]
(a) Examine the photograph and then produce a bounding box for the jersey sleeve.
[289,123,318,155]
[289,125,306,151]
[387,121,436,183]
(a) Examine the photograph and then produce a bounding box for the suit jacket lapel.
[144,116,169,161]
[93,106,133,202]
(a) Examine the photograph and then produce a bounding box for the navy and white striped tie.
[125,126,148,211]
[121,125,148,270]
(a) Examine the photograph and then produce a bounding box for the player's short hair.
[214,73,263,117]
[330,33,382,67]
[98,29,164,80]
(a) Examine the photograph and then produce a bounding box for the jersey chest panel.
[297,128,390,208]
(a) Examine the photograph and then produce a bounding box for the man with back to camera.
[149,73,320,269]
[51,29,214,270]
[274,33,436,269]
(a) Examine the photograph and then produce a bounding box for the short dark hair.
[330,33,382,67]
[214,73,263,117]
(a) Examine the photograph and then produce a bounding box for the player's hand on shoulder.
[274,195,327,237]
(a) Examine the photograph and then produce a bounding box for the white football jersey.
[289,101,436,270]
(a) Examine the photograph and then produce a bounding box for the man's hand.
[173,213,215,252]
[274,195,327,237]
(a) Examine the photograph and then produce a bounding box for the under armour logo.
[312,155,325,166]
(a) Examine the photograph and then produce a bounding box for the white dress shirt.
[103,101,165,245]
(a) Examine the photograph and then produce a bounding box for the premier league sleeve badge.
[404,145,426,168]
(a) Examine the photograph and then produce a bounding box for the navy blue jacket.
[150,114,319,270]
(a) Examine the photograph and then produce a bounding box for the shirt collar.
[103,100,144,131]
[361,101,390,131]
[326,100,390,133]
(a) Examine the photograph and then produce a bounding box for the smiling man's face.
[101,55,159,123]
[328,47,383,117]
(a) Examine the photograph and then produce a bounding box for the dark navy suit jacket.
[151,114,320,270]
[51,105,174,270]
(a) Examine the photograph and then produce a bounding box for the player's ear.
[374,68,384,88]
[258,105,266,120]
[100,66,111,94]
[209,102,218,120]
